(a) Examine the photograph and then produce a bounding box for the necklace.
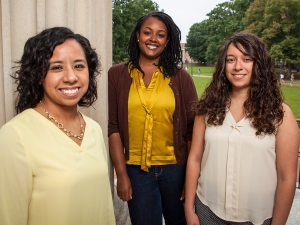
[40,101,85,140]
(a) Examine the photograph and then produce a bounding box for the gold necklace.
[40,101,85,140]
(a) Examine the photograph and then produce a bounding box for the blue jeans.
[126,164,187,225]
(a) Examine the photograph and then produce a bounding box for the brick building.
[181,43,197,64]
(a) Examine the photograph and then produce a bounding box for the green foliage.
[203,2,231,63]
[185,21,209,63]
[186,0,253,64]
[242,0,266,35]
[205,0,254,63]
[112,0,159,64]
[243,0,300,66]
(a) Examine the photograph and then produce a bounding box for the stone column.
[0,0,113,188]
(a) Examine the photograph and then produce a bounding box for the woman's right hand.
[116,173,132,201]
[185,115,206,225]
[185,211,200,225]
[109,133,132,201]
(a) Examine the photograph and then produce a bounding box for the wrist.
[184,204,195,213]
[115,170,129,179]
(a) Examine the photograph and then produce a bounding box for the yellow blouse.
[0,109,115,225]
[127,67,176,171]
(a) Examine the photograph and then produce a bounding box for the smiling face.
[41,39,89,110]
[225,43,254,92]
[136,16,169,63]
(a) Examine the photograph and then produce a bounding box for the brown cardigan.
[108,62,198,164]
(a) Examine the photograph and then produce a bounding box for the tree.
[112,0,159,64]
[205,0,254,63]
[184,0,254,64]
[243,0,300,75]
[185,20,209,63]
[242,0,266,36]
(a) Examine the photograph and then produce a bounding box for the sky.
[154,0,226,43]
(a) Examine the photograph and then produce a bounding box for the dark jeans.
[126,164,187,225]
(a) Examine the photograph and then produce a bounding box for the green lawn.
[281,85,300,119]
[186,66,300,83]
[183,65,214,76]
[192,76,300,119]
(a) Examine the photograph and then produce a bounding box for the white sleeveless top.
[196,110,276,224]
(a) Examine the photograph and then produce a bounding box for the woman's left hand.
[180,183,185,202]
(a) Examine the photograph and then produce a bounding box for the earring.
[137,40,139,42]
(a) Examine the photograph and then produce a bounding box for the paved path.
[286,188,300,225]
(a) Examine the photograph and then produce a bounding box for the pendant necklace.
[40,101,85,140]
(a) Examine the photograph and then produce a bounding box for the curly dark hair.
[13,27,100,113]
[197,32,284,136]
[126,11,182,77]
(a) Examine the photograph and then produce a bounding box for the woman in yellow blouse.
[108,12,198,225]
[0,27,115,225]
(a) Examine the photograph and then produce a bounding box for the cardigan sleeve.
[180,70,198,141]
[108,65,121,137]
[0,123,32,225]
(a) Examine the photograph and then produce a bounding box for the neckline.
[30,108,86,147]
[226,108,247,124]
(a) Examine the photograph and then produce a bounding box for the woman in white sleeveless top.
[185,33,299,225]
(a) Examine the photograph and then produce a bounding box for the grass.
[281,85,300,119]
[183,65,214,76]
[185,65,300,83]
[192,76,211,96]
[191,74,300,119]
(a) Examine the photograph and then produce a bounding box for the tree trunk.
[287,62,292,78]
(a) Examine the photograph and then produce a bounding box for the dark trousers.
[126,164,186,225]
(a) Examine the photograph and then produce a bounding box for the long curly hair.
[126,11,182,77]
[197,32,284,136]
[13,27,100,113]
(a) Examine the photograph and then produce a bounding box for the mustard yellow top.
[127,67,176,171]
[0,109,115,225]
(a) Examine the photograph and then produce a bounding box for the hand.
[185,211,200,225]
[116,174,132,201]
[180,184,185,202]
